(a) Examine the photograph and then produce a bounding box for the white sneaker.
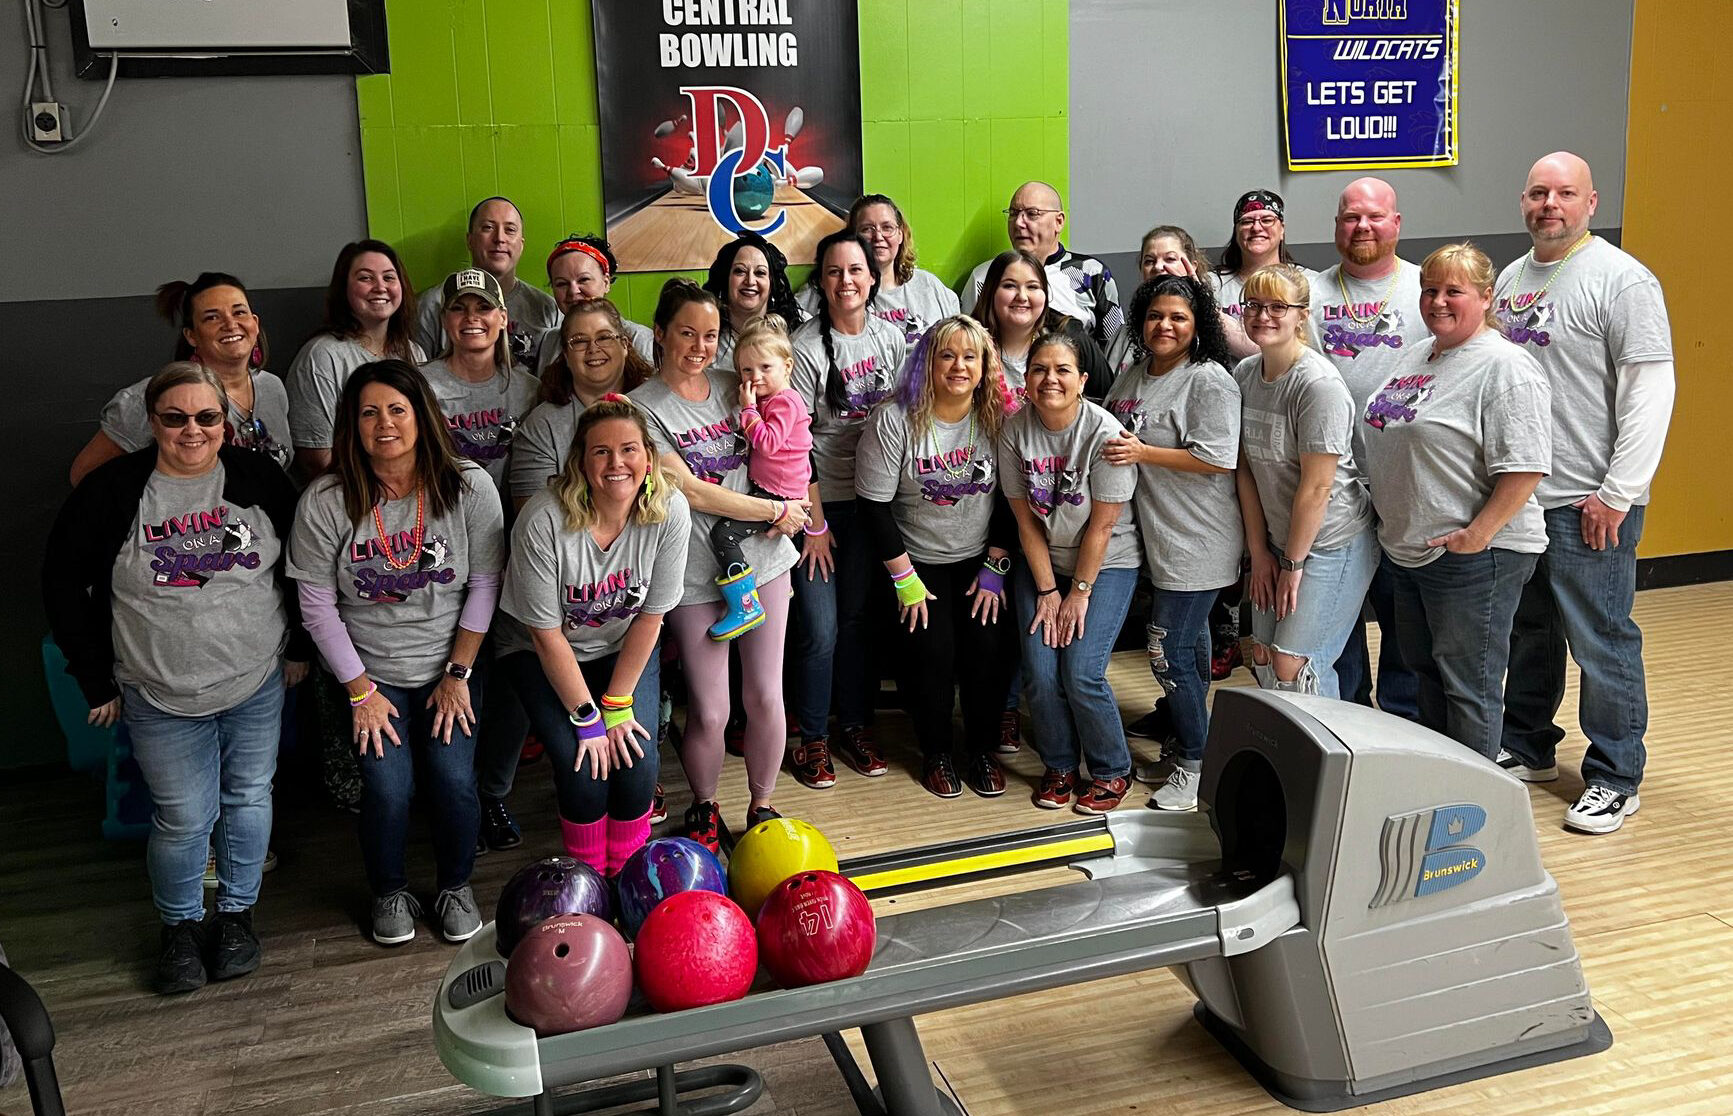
[1564,786,1639,835]
[1149,766,1200,812]
[1496,750,1558,783]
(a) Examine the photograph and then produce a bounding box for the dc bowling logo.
[650,86,824,236]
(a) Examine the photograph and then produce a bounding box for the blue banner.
[1280,0,1459,172]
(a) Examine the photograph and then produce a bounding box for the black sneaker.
[480,796,523,850]
[961,753,1007,798]
[207,909,261,981]
[1125,702,1174,740]
[921,754,963,799]
[745,804,782,829]
[156,918,208,995]
[681,800,724,855]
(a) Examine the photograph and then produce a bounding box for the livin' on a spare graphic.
[592,0,863,272]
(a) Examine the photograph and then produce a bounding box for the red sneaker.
[680,800,723,855]
[1074,776,1131,815]
[1210,640,1243,681]
[789,737,837,790]
[996,710,1022,755]
[519,733,544,765]
[963,753,1007,797]
[649,783,667,825]
[836,725,888,777]
[921,754,963,799]
[1033,768,1073,810]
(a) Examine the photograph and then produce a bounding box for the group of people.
[43,150,1674,998]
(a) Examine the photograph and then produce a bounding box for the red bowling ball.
[504,914,634,1037]
[632,890,758,1012]
[755,870,876,988]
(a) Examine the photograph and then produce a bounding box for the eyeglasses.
[565,333,623,352]
[1236,215,1281,230]
[154,409,225,428]
[1004,206,1059,222]
[1241,301,1306,319]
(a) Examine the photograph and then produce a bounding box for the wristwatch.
[568,700,599,725]
[1277,554,1308,571]
[444,660,473,681]
[1073,579,1094,596]
[982,555,1012,575]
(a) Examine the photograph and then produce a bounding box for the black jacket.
[42,446,311,708]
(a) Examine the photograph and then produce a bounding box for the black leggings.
[893,556,1017,759]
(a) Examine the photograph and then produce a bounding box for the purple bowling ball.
[616,836,728,937]
[495,856,613,958]
[505,914,633,1036]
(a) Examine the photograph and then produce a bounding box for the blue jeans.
[125,669,283,923]
[1501,504,1648,794]
[1391,549,1538,760]
[1145,587,1219,765]
[1249,529,1380,698]
[1333,555,1420,719]
[1013,566,1136,780]
[504,648,661,823]
[358,676,482,897]
[790,500,877,738]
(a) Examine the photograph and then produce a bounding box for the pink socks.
[559,817,606,874]
[606,811,653,876]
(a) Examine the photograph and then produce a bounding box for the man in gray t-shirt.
[413,197,561,371]
[1307,178,1428,719]
[1494,152,1676,835]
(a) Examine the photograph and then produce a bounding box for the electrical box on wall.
[70,0,389,78]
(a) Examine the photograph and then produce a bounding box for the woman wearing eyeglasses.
[1233,266,1378,699]
[535,236,656,372]
[45,362,310,995]
[1211,192,1311,361]
[70,273,292,485]
[511,299,656,510]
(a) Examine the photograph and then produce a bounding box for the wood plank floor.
[3,582,1730,1115]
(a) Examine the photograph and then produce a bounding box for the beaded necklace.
[924,410,978,478]
[1506,232,1593,313]
[1335,263,1402,325]
[372,486,426,571]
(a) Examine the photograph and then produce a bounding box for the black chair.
[0,961,66,1116]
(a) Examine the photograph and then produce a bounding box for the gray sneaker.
[435,885,481,943]
[1149,766,1201,812]
[371,889,422,946]
[1496,749,1559,783]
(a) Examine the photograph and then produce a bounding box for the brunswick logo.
[1322,0,1409,24]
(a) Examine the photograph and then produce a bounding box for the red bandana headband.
[548,240,612,279]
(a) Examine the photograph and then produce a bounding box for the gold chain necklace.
[1335,264,1402,325]
[1507,232,1593,313]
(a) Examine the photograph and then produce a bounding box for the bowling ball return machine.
[433,689,1611,1114]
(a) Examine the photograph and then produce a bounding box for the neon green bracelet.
[893,571,929,608]
[602,705,634,730]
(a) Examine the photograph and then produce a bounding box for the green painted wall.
[357,0,1069,319]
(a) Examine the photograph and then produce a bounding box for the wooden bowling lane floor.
[2,581,1731,1115]
[609,183,844,272]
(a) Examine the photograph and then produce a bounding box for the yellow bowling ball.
[728,818,839,918]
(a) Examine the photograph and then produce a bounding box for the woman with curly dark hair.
[1101,275,1243,811]
[703,231,806,368]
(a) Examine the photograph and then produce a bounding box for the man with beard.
[1495,152,1674,835]
[1309,177,1426,720]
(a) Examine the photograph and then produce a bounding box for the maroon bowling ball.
[755,870,876,988]
[632,889,757,1012]
[495,856,613,958]
[504,914,633,1037]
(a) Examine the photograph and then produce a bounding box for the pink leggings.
[663,570,791,804]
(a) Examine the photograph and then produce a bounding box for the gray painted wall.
[1068,0,1635,259]
[7,7,366,767]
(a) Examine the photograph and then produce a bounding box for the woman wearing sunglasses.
[45,362,310,995]
[1233,266,1378,699]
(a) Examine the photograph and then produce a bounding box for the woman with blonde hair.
[856,315,1017,799]
[1234,265,1378,699]
[498,397,690,875]
[1360,243,1551,758]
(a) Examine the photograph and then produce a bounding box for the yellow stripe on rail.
[850,833,1116,894]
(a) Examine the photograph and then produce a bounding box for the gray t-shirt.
[1103,358,1244,591]
[415,279,561,373]
[1306,260,1428,408]
[102,369,293,472]
[629,370,799,604]
[791,315,908,502]
[1235,347,1373,553]
[500,488,692,660]
[1210,265,1318,324]
[803,270,961,346]
[997,401,1139,577]
[855,403,1000,565]
[286,463,505,687]
[111,464,288,716]
[285,333,427,450]
[419,357,541,494]
[510,399,578,501]
[1494,236,1673,508]
[1359,331,1553,568]
[534,317,655,375]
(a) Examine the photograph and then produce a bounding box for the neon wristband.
[894,572,929,607]
[573,712,606,743]
[348,683,376,707]
[803,522,830,537]
[602,705,634,730]
[599,693,634,709]
[976,568,1005,597]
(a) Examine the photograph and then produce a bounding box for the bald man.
[1495,152,1675,835]
[962,181,1122,348]
[1308,178,1426,721]
[414,196,561,371]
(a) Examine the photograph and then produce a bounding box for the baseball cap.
[441,268,505,310]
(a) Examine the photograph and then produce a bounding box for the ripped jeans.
[1248,529,1379,699]
[1145,587,1219,766]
